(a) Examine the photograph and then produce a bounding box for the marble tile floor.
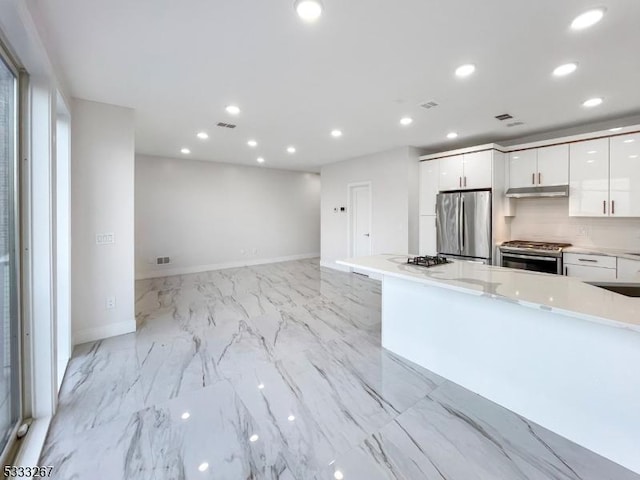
[40,258,639,479]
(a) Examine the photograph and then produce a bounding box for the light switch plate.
[96,233,115,245]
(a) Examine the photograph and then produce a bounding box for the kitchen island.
[337,255,640,474]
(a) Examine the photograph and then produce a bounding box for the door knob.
[364,233,370,237]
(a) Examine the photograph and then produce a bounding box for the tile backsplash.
[509,197,640,251]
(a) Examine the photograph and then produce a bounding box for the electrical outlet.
[106,296,116,310]
[576,225,589,237]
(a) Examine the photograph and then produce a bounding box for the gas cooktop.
[407,256,451,268]
[501,240,572,252]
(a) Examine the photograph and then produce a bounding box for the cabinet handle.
[603,200,607,215]
[565,266,568,276]
[578,258,598,263]
[464,176,467,187]
[532,173,535,185]
[459,177,462,188]
[612,200,615,215]
[538,172,541,185]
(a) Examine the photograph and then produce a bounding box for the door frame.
[346,181,372,259]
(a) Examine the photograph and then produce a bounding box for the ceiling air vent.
[217,122,237,129]
[507,121,525,127]
[419,100,439,110]
[495,113,513,121]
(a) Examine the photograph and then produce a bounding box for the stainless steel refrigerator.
[436,190,492,262]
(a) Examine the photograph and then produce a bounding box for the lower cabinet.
[564,253,617,280]
[419,215,437,256]
[565,264,617,280]
[618,258,640,281]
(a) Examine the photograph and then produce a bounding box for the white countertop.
[563,246,640,261]
[337,255,640,332]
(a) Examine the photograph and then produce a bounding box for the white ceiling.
[32,0,640,171]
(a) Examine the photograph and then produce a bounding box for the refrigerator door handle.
[459,195,465,252]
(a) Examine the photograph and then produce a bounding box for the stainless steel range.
[499,240,572,275]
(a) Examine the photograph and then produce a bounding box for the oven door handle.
[500,252,559,262]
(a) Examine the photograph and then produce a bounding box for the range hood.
[505,185,569,198]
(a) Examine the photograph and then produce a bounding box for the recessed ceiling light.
[247,140,258,147]
[455,64,476,77]
[257,157,265,164]
[582,97,603,107]
[446,132,458,139]
[181,412,191,420]
[225,105,241,115]
[400,117,413,126]
[553,63,578,77]
[609,127,623,132]
[624,139,635,143]
[249,434,259,442]
[287,146,296,154]
[287,415,296,421]
[198,463,209,472]
[334,471,344,480]
[295,0,323,22]
[196,132,209,140]
[571,8,605,30]
[181,148,191,154]
[331,129,343,138]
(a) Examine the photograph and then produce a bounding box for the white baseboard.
[320,260,350,272]
[320,259,382,281]
[73,319,136,345]
[136,253,320,280]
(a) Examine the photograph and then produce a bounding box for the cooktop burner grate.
[407,256,451,268]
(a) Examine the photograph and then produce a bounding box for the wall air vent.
[507,121,525,127]
[495,113,513,121]
[216,122,237,129]
[419,100,439,110]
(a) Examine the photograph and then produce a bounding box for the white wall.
[509,197,640,250]
[321,147,419,268]
[71,99,135,344]
[135,155,321,279]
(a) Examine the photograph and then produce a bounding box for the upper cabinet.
[569,138,610,217]
[419,160,440,215]
[537,144,569,186]
[508,150,538,188]
[569,134,640,217]
[463,151,493,190]
[508,145,568,189]
[438,154,464,191]
[439,151,492,191]
[610,132,640,217]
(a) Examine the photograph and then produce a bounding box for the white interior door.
[350,184,371,259]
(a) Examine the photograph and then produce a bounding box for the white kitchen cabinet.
[563,252,617,269]
[508,150,537,189]
[537,144,569,186]
[463,150,493,190]
[569,138,610,217]
[564,252,617,279]
[618,257,640,281]
[438,154,464,191]
[419,160,440,215]
[609,132,640,217]
[508,145,568,189]
[419,215,437,256]
[439,151,492,191]
[565,264,617,280]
